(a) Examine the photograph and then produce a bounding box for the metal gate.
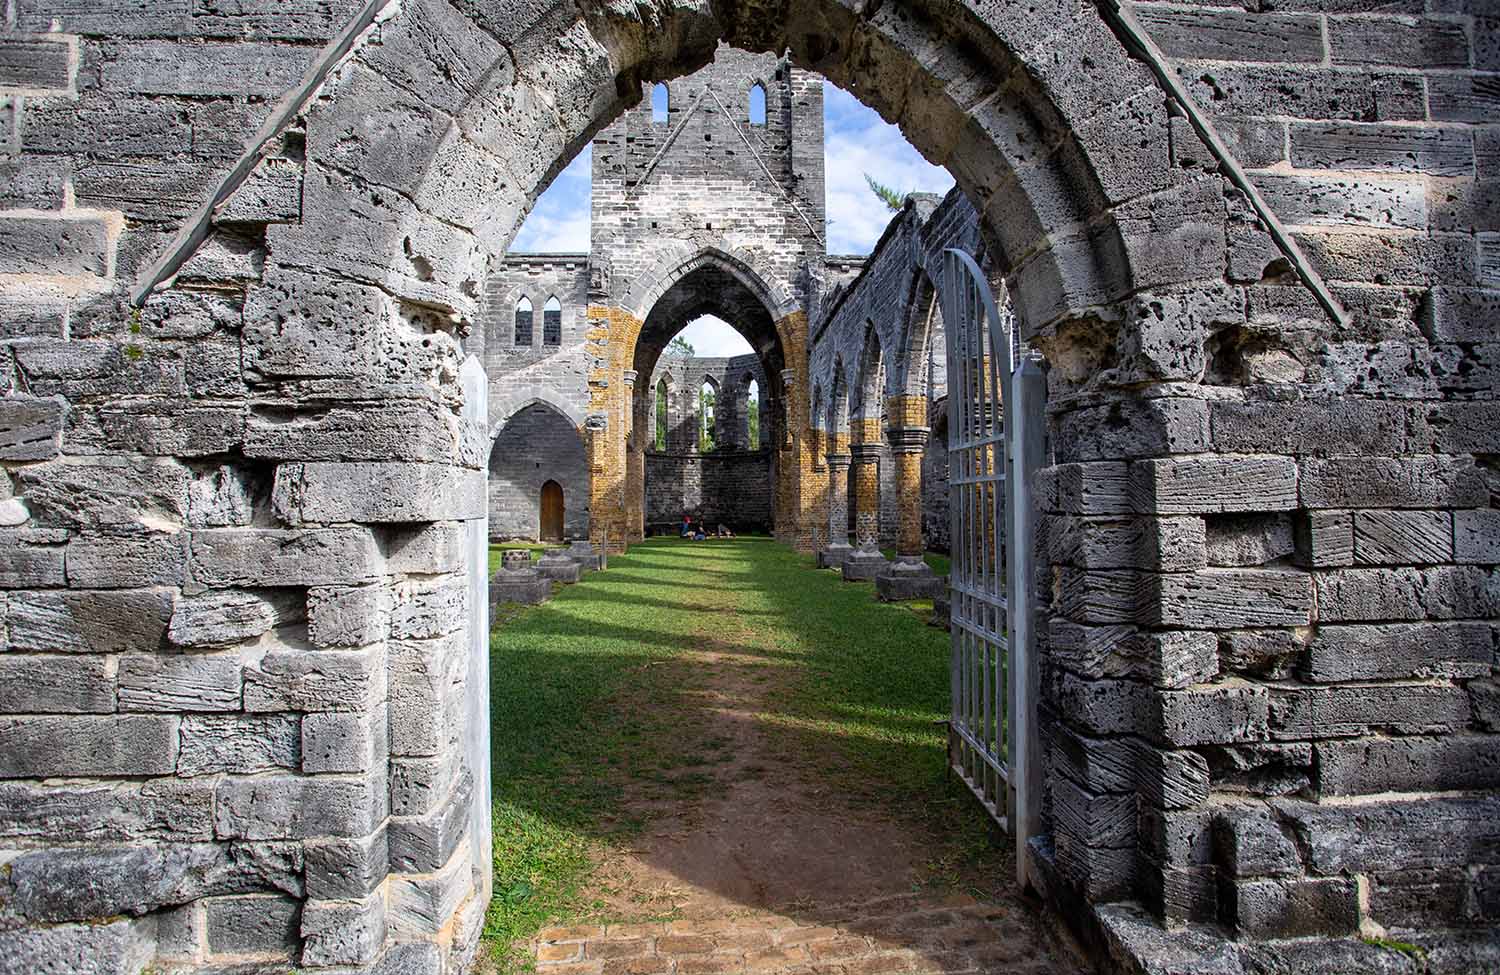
[940,248,1045,886]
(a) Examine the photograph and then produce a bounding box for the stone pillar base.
[841,545,890,582]
[566,540,606,571]
[536,549,583,584]
[489,570,552,606]
[818,541,854,569]
[876,556,945,602]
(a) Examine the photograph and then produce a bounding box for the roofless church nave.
[0,0,1496,973]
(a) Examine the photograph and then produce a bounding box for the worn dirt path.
[519,540,1085,975]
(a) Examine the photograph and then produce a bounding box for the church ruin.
[0,0,1496,972]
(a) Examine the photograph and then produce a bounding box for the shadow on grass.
[483,537,1023,971]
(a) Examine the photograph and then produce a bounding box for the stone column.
[623,370,645,542]
[843,419,889,581]
[877,394,942,600]
[818,439,854,568]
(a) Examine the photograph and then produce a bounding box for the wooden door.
[540,480,564,541]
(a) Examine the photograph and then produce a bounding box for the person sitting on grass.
[680,515,693,538]
[717,525,735,538]
[694,525,707,541]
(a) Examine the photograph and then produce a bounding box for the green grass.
[482,538,997,969]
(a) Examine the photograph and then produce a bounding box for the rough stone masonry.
[0,0,1495,973]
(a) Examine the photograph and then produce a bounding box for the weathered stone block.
[0,216,109,276]
[1204,513,1294,567]
[205,893,301,956]
[1051,774,1135,852]
[0,395,65,461]
[70,401,245,458]
[169,590,278,648]
[244,399,463,464]
[1148,569,1312,629]
[1051,515,1206,571]
[1474,678,1500,734]
[6,588,171,653]
[1455,509,1500,565]
[0,778,213,841]
[186,464,263,529]
[1269,683,1470,740]
[1272,794,1500,873]
[118,652,242,712]
[1131,7,1323,63]
[301,890,387,966]
[385,522,466,574]
[244,645,385,714]
[390,576,467,640]
[307,584,390,648]
[0,918,154,975]
[1316,567,1426,622]
[388,766,473,876]
[1050,723,1211,810]
[1040,462,1131,515]
[102,39,309,96]
[0,36,74,91]
[1317,735,1500,797]
[1425,565,1500,620]
[1058,568,1143,625]
[1354,510,1453,566]
[178,714,300,776]
[273,461,486,524]
[0,715,178,777]
[1295,510,1354,568]
[1155,682,1269,747]
[305,828,389,900]
[1303,622,1494,682]
[1131,456,1298,514]
[389,634,465,757]
[1055,674,1151,735]
[1210,399,1409,457]
[214,775,381,841]
[1291,122,1475,177]
[1213,806,1301,880]
[1226,876,1360,939]
[303,709,386,774]
[190,527,383,586]
[0,654,114,713]
[390,752,463,818]
[1050,622,1218,689]
[1054,397,1209,462]
[0,529,67,587]
[388,842,472,935]
[66,532,186,587]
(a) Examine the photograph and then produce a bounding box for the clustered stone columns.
[877,395,943,600]
[622,370,645,543]
[843,419,890,581]
[819,434,854,569]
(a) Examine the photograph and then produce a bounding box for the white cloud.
[675,315,754,357]
[823,81,954,255]
[510,146,592,253]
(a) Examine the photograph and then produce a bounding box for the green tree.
[747,393,760,450]
[864,173,910,212]
[699,385,716,453]
[668,335,694,358]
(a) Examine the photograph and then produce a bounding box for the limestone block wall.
[645,451,774,532]
[647,354,769,454]
[481,256,593,435]
[487,403,589,542]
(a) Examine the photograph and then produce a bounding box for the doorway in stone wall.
[540,481,565,542]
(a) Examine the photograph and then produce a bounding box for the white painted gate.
[939,248,1046,886]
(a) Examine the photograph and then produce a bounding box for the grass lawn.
[482,538,997,969]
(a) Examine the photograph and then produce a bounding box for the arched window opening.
[746,378,761,450]
[655,378,669,451]
[748,83,767,125]
[699,380,717,453]
[543,295,562,346]
[651,83,669,124]
[514,296,533,347]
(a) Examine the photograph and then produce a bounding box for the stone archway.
[13,0,1493,970]
[488,401,590,543]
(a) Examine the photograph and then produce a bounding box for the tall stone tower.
[590,45,826,308]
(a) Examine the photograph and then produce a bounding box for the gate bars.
[940,248,1046,888]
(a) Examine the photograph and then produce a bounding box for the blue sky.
[511,79,953,356]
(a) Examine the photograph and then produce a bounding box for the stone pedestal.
[489,550,552,606]
[818,542,854,569]
[536,548,582,584]
[841,542,890,582]
[931,590,951,630]
[876,556,945,601]
[566,539,606,571]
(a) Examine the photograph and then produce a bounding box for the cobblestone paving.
[532,891,1074,975]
